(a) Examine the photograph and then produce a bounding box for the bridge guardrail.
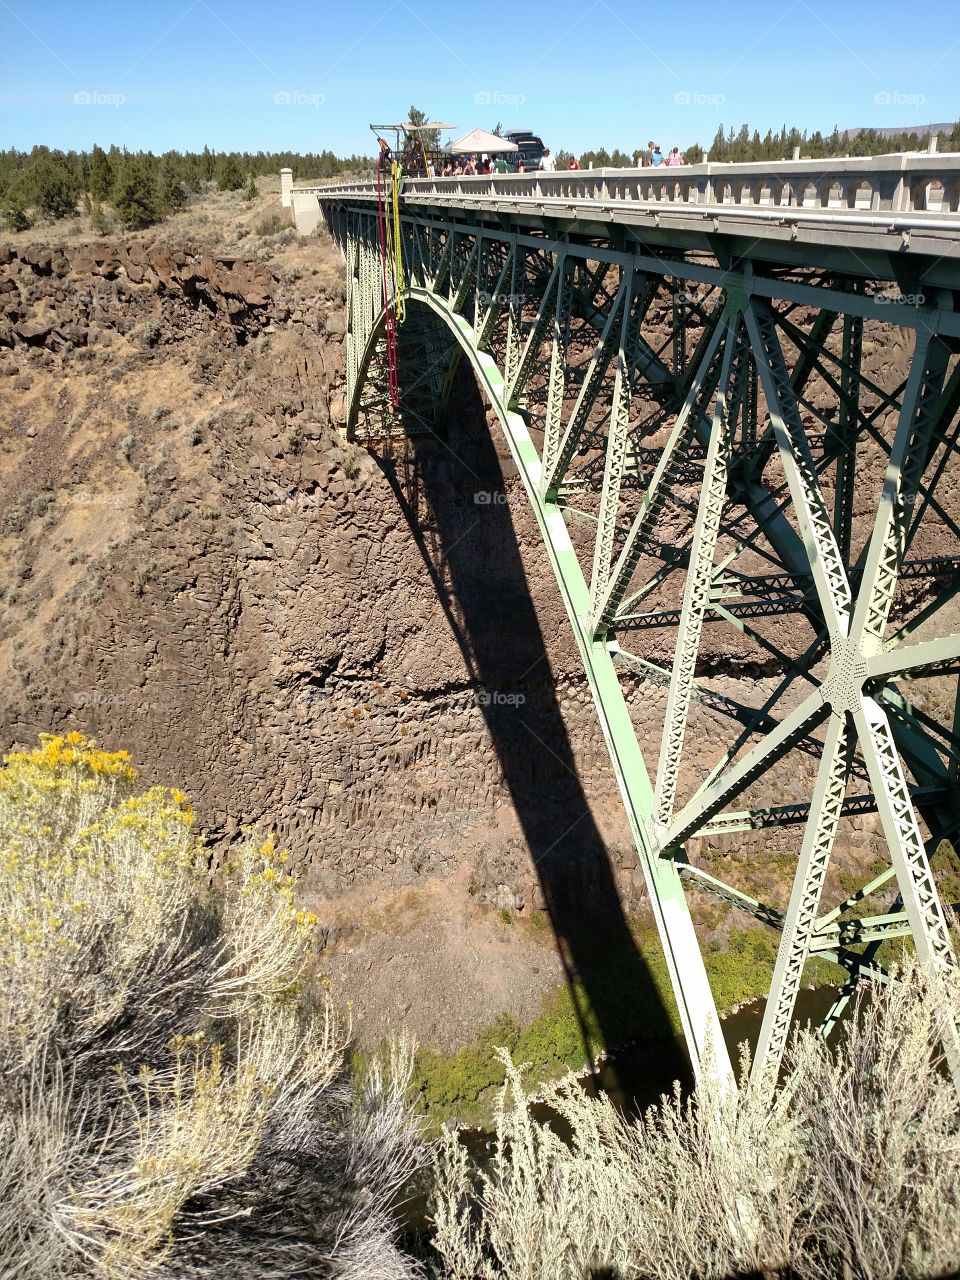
[303,154,960,216]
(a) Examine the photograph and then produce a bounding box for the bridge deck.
[306,156,960,285]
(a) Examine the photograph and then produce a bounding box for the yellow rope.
[391,160,406,324]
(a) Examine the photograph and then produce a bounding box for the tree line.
[693,119,960,164]
[0,145,373,233]
[552,120,960,169]
[3,121,957,231]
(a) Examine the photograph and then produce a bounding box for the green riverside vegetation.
[410,919,845,1130]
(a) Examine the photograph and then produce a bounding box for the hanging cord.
[376,160,399,408]
[391,159,406,324]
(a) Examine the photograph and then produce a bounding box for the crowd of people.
[637,141,685,166]
[378,134,687,177]
[438,146,559,176]
[438,142,687,174]
[434,143,689,175]
[440,154,505,176]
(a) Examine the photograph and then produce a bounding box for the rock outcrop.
[0,235,641,923]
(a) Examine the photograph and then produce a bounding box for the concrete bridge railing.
[296,154,960,232]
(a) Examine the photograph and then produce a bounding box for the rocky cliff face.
[0,235,640,927]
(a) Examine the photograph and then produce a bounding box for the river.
[576,983,843,1116]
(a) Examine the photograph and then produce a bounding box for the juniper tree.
[158,151,187,213]
[215,153,244,191]
[88,144,112,202]
[26,152,79,219]
[112,154,163,229]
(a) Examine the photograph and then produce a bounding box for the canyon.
[1,193,953,1086]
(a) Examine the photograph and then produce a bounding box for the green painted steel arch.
[346,284,734,1088]
[346,288,494,440]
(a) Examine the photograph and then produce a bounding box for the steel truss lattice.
[326,196,960,1094]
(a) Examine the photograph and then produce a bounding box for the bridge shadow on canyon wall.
[372,342,689,1100]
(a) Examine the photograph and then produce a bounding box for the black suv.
[502,130,546,171]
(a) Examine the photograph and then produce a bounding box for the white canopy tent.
[443,128,518,155]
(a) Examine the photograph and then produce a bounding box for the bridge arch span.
[346,289,508,443]
[347,284,733,1082]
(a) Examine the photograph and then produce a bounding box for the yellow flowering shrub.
[0,735,420,1280]
[0,735,319,1074]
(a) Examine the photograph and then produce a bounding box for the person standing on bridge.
[643,140,654,166]
[652,144,664,166]
[540,147,556,171]
[666,146,684,166]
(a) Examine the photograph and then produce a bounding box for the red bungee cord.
[376,161,400,409]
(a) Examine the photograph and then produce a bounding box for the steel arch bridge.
[316,162,960,1094]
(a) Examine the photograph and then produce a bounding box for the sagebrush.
[431,959,960,1280]
[0,733,423,1279]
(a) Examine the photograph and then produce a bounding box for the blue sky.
[1,0,958,157]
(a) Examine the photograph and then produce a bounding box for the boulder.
[60,322,88,346]
[14,318,53,345]
[20,246,53,274]
[148,245,177,288]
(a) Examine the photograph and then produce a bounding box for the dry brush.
[0,733,423,1279]
[430,960,960,1279]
